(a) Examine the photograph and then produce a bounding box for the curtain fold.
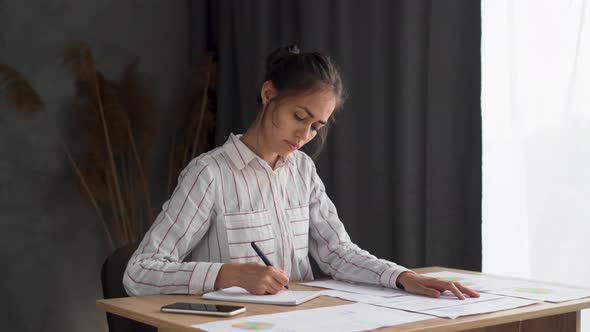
[190,0,481,271]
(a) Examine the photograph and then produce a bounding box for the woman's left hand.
[396,271,480,300]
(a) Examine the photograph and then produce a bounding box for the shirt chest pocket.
[224,209,276,263]
[285,205,310,258]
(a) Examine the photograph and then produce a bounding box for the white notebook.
[202,287,322,306]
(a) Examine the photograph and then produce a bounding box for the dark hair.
[257,44,346,158]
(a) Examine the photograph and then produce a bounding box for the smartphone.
[160,302,246,316]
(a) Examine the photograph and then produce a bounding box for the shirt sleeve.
[123,159,222,296]
[307,165,411,289]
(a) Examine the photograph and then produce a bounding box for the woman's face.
[261,88,336,158]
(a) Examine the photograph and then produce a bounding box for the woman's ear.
[260,80,278,105]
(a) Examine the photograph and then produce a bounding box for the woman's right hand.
[214,262,290,295]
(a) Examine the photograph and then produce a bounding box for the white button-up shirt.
[124,134,409,295]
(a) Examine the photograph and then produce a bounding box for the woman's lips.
[285,140,299,150]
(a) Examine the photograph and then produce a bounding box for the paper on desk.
[423,271,590,303]
[417,297,539,319]
[486,282,590,303]
[373,292,539,319]
[319,290,396,304]
[373,291,504,311]
[421,271,530,292]
[192,303,433,332]
[300,280,406,297]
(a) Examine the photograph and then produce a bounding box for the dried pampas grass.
[0,64,45,113]
[2,41,217,252]
[167,52,216,195]
[63,41,159,249]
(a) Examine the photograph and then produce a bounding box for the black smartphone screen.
[162,302,243,313]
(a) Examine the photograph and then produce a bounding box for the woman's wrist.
[396,271,415,289]
[214,263,241,290]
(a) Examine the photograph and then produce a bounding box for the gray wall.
[0,1,191,330]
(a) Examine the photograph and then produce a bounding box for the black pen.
[250,241,289,289]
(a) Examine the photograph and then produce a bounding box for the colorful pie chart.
[231,321,274,330]
[514,287,553,294]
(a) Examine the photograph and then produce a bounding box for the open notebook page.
[202,287,321,306]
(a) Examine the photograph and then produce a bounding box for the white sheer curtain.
[482,0,590,330]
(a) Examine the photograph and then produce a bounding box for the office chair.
[101,243,156,332]
[309,255,330,279]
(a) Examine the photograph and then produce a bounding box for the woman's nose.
[296,125,311,140]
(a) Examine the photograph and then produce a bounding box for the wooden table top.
[96,267,590,332]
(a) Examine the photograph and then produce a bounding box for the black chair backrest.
[101,243,156,332]
[309,254,329,279]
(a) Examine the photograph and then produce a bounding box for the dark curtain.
[189,0,481,271]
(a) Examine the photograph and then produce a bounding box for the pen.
[250,241,289,289]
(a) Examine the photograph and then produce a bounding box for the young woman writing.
[124,45,479,300]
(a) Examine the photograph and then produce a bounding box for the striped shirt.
[123,133,409,296]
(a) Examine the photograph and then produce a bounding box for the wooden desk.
[96,267,590,331]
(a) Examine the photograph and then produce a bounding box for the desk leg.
[468,311,580,332]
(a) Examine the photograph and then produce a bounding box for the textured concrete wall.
[0,1,191,330]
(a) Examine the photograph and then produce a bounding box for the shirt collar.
[222,133,294,170]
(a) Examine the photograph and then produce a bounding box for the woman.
[124,45,479,300]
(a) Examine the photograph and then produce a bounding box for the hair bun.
[285,44,300,54]
[266,44,300,70]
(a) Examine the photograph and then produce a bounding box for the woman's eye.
[311,126,319,132]
[294,114,305,121]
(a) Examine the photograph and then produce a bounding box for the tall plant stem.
[190,71,210,159]
[93,80,130,238]
[62,142,115,251]
[126,125,154,223]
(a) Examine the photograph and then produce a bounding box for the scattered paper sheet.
[300,280,406,297]
[372,291,538,318]
[193,303,433,332]
[423,271,590,303]
[422,271,530,292]
[197,273,590,328]
[487,282,590,303]
[416,297,539,319]
[319,290,395,304]
[373,292,503,312]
